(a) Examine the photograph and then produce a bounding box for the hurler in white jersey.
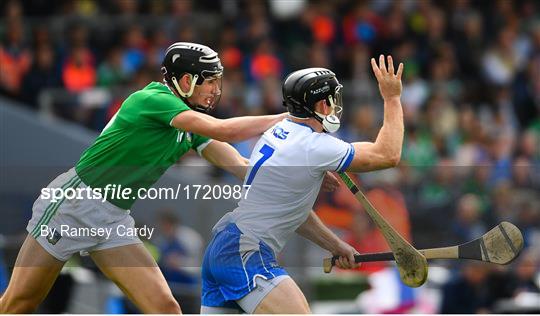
[202,55,405,314]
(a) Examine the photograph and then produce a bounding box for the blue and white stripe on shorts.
[201,223,287,309]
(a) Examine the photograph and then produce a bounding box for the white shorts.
[26,168,141,262]
[201,275,290,314]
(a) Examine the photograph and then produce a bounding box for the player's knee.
[288,296,311,314]
[153,294,181,313]
[161,298,181,313]
[289,290,311,313]
[300,298,311,314]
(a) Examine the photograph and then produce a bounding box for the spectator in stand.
[454,11,485,92]
[21,44,62,107]
[60,23,93,63]
[515,197,540,248]
[97,46,127,87]
[62,44,96,92]
[510,249,540,294]
[247,38,283,83]
[341,2,383,46]
[512,156,537,190]
[399,43,429,125]
[31,25,53,52]
[155,211,203,314]
[121,26,147,76]
[440,262,494,313]
[424,91,459,155]
[482,27,524,86]
[307,2,337,46]
[451,193,487,244]
[238,0,272,52]
[340,104,379,144]
[113,0,139,16]
[414,158,461,242]
[0,18,32,99]
[518,130,540,168]
[218,24,243,71]
[2,0,23,19]
[488,135,514,186]
[146,28,169,69]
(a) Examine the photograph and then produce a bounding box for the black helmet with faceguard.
[282,68,343,132]
[161,42,223,112]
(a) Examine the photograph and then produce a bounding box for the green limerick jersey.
[75,82,212,209]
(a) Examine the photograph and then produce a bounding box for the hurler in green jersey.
[1,42,286,314]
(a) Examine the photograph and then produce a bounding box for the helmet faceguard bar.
[200,69,223,82]
[328,84,343,119]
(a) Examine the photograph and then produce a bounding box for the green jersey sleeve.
[191,133,213,155]
[139,91,191,126]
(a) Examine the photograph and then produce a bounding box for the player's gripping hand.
[371,55,403,101]
[332,240,360,269]
[321,171,339,192]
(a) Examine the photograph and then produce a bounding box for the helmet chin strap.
[171,74,198,98]
[315,112,341,133]
[171,74,213,112]
[314,95,341,133]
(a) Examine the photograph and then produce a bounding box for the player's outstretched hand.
[371,55,403,101]
[332,240,360,270]
[321,171,339,192]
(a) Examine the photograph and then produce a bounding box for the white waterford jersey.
[213,119,355,253]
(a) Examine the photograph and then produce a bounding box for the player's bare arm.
[296,211,359,269]
[200,140,249,180]
[171,110,286,143]
[346,55,404,173]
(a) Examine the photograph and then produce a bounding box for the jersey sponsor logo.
[272,126,289,140]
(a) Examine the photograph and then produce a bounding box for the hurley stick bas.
[337,172,428,287]
[323,221,524,272]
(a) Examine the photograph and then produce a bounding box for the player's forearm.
[216,156,248,180]
[219,114,285,143]
[222,157,249,180]
[172,111,285,143]
[202,141,249,180]
[373,96,404,166]
[296,211,343,252]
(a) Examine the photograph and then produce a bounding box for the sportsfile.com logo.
[40,184,251,202]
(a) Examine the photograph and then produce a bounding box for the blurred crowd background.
[1,0,539,314]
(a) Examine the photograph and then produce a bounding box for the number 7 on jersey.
[245,144,275,186]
